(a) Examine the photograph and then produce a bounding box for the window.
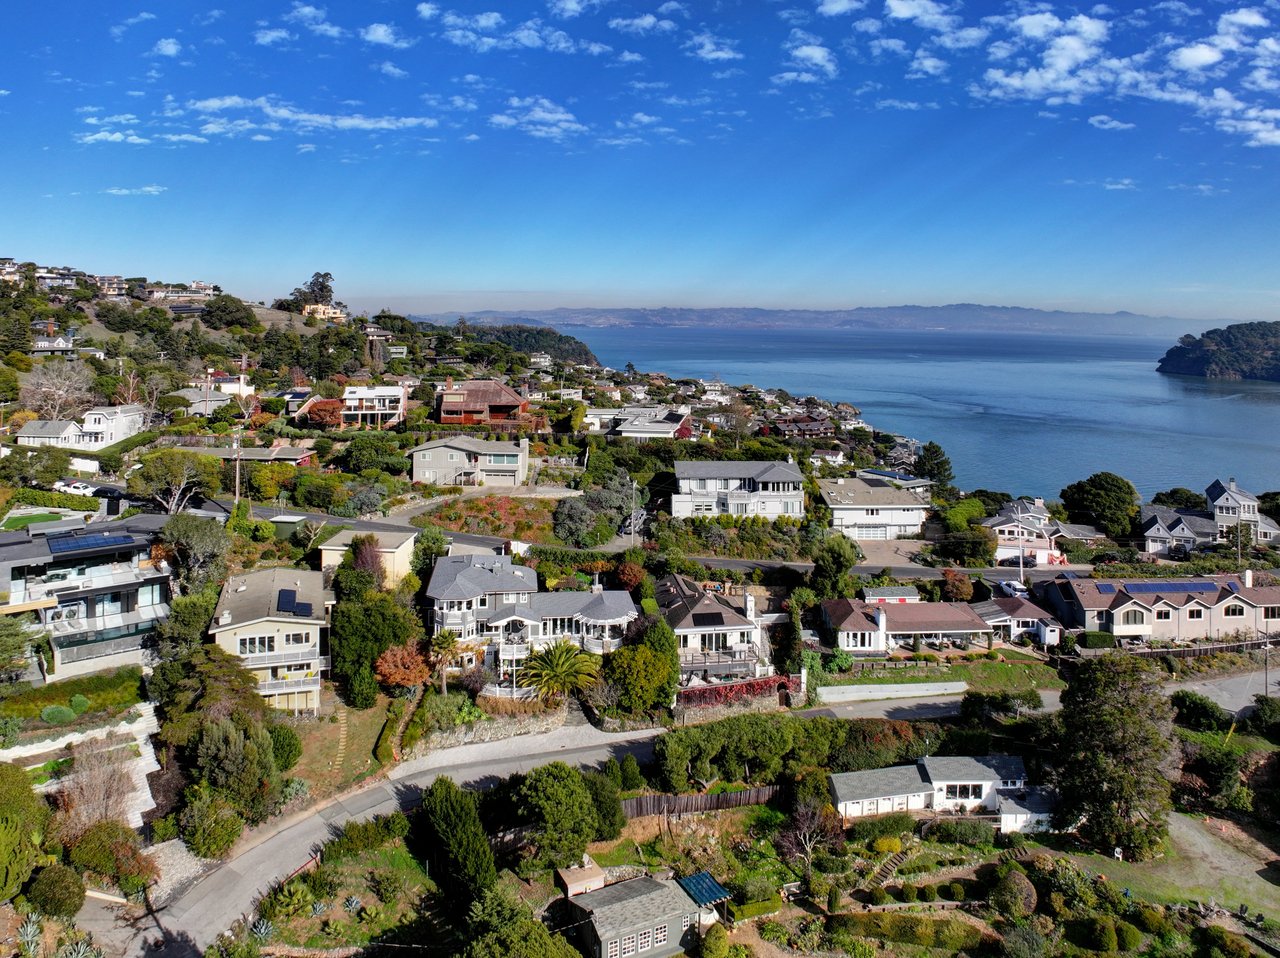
[638,930,652,952]
[1224,604,1245,618]
[654,926,668,946]
[238,635,276,655]
[1156,610,1171,621]
[1188,609,1204,620]
[285,632,308,646]
[682,916,691,931]
[1265,607,1280,620]
[622,935,636,957]
[448,452,460,462]
[608,941,619,958]
[1121,610,1144,626]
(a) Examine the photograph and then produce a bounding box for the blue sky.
[2,1,1279,320]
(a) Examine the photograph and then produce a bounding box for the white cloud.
[416,3,439,19]
[449,95,478,110]
[618,50,645,62]
[1012,12,1062,40]
[0,90,9,96]
[977,15,1111,103]
[780,29,837,80]
[297,143,316,153]
[1153,1,1200,24]
[110,12,156,40]
[251,134,272,141]
[160,133,208,143]
[254,28,294,46]
[908,51,948,77]
[1089,113,1134,130]
[685,31,743,62]
[886,0,959,33]
[608,14,675,35]
[443,12,504,30]
[870,37,909,57]
[853,17,880,33]
[187,95,439,133]
[1104,177,1137,190]
[488,95,587,140]
[817,0,863,14]
[151,38,182,57]
[285,3,345,38]
[772,70,821,84]
[77,130,151,144]
[657,2,686,15]
[103,184,167,195]
[361,23,416,48]
[379,61,408,78]
[1169,43,1224,70]
[548,0,608,15]
[876,98,937,109]
[196,9,225,26]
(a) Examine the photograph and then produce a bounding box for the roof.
[830,764,931,805]
[821,598,992,634]
[529,590,638,624]
[169,387,231,404]
[863,586,919,600]
[1055,575,1245,611]
[210,568,332,632]
[675,460,802,482]
[1000,789,1056,816]
[167,445,312,462]
[18,420,78,438]
[676,872,731,908]
[653,575,754,632]
[569,878,697,939]
[84,404,145,419]
[819,477,925,508]
[343,385,404,399]
[920,754,1027,782]
[425,554,536,601]
[438,379,525,407]
[408,436,523,456]
[318,529,419,553]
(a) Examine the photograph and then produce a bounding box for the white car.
[65,482,97,496]
[998,580,1029,598]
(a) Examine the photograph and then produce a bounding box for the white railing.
[498,643,530,660]
[240,648,324,668]
[481,683,538,699]
[582,636,623,654]
[258,677,320,693]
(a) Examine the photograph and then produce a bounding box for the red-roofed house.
[436,378,530,426]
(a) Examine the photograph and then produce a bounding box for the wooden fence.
[621,786,779,819]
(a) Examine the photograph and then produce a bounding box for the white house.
[317,529,419,587]
[819,476,929,541]
[972,596,1062,647]
[653,575,770,682]
[342,385,408,429]
[16,404,146,453]
[981,499,1100,565]
[409,436,529,487]
[830,755,1048,832]
[1141,478,1279,557]
[671,460,804,519]
[583,406,691,440]
[820,598,994,655]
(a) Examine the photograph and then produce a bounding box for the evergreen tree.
[516,763,598,868]
[419,777,496,908]
[911,441,954,492]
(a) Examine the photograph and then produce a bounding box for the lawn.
[424,496,560,543]
[1,513,63,530]
[834,658,1064,693]
[0,666,145,722]
[292,686,392,801]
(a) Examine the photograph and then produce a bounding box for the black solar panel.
[47,534,133,554]
[277,589,296,613]
[1097,583,1115,593]
[1124,582,1216,594]
[293,602,313,617]
[691,612,725,627]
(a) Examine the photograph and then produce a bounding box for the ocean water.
[561,325,1280,499]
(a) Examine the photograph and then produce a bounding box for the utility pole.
[631,479,638,548]
[233,428,242,504]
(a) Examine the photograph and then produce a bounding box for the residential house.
[341,385,408,429]
[409,436,529,487]
[583,406,692,440]
[1042,571,1280,643]
[528,352,553,369]
[820,598,994,655]
[387,344,408,361]
[765,414,837,439]
[818,476,929,541]
[855,468,934,495]
[980,498,1100,565]
[829,755,1049,832]
[972,596,1062,647]
[0,515,172,679]
[809,448,846,469]
[167,445,315,466]
[564,877,700,958]
[188,372,255,398]
[168,388,232,417]
[17,404,147,453]
[301,304,348,323]
[1140,478,1279,557]
[862,586,919,604]
[93,276,127,297]
[32,332,79,358]
[697,379,733,406]
[436,378,530,426]
[424,555,637,696]
[653,575,770,681]
[671,460,804,519]
[317,529,419,586]
[208,568,334,714]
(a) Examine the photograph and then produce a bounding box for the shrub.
[990,869,1037,920]
[871,836,902,855]
[619,753,646,790]
[373,703,402,765]
[900,882,918,903]
[869,887,889,906]
[848,812,914,845]
[1170,690,1232,732]
[929,819,995,846]
[827,914,980,951]
[68,695,90,715]
[727,896,782,921]
[1115,920,1142,952]
[1078,631,1117,649]
[70,820,139,877]
[1133,906,1168,936]
[701,924,729,958]
[269,725,302,772]
[1196,925,1250,958]
[827,886,842,912]
[758,921,788,945]
[1086,916,1118,953]
[918,883,938,902]
[948,881,965,901]
[13,489,100,511]
[40,705,77,725]
[179,787,245,859]
[150,815,179,844]
[27,864,85,917]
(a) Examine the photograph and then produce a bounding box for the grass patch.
[1,514,64,530]
[0,667,144,721]
[425,495,561,543]
[835,658,1064,693]
[292,687,390,801]
[1177,727,1278,756]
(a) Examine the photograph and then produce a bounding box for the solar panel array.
[1123,582,1217,594]
[1097,583,1115,594]
[277,588,314,617]
[47,534,134,554]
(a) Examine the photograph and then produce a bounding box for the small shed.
[270,515,308,540]
[557,856,606,897]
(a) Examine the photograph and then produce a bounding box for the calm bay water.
[562,325,1280,499]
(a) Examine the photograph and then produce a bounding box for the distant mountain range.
[409,304,1207,337]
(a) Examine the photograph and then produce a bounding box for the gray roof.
[863,586,919,600]
[425,554,536,601]
[674,460,802,483]
[653,575,753,632]
[168,445,312,462]
[1000,789,1055,817]
[408,436,522,456]
[168,388,231,405]
[319,528,419,552]
[18,420,78,438]
[819,477,925,508]
[529,590,638,624]
[920,754,1026,783]
[569,878,697,940]
[210,568,332,632]
[829,764,931,805]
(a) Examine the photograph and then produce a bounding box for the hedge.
[827,914,981,951]
[526,545,614,566]
[373,701,404,765]
[728,895,782,921]
[928,819,995,846]
[849,812,915,845]
[13,489,100,511]
[0,667,144,719]
[68,430,160,464]
[1078,631,1117,649]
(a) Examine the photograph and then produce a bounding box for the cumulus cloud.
[151,38,182,57]
[618,50,645,62]
[685,31,743,61]
[488,95,587,140]
[110,12,156,40]
[548,0,608,15]
[361,23,416,48]
[160,133,208,142]
[876,98,937,109]
[1169,42,1224,70]
[444,17,586,54]
[254,28,293,46]
[608,14,675,34]
[0,90,9,96]
[416,2,439,19]
[285,3,345,38]
[77,130,151,144]
[379,61,408,78]
[1104,177,1137,189]
[187,95,439,133]
[908,51,948,77]
[103,184,167,195]
[1089,113,1134,129]
[774,29,837,83]
[817,0,863,14]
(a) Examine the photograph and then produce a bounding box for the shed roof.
[829,764,931,805]
[676,872,731,908]
[569,878,697,940]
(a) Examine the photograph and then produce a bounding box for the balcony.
[497,643,530,660]
[47,604,170,640]
[240,648,329,669]
[582,636,623,655]
[16,562,169,606]
[258,676,321,693]
[679,647,758,675]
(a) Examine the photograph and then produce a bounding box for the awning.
[676,872,731,908]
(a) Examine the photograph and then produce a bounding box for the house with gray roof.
[1140,478,1278,558]
[565,877,700,958]
[981,498,1102,565]
[820,597,993,655]
[408,436,528,486]
[819,476,929,541]
[653,574,769,681]
[671,460,804,519]
[830,755,1044,830]
[425,555,637,697]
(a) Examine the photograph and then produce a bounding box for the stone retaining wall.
[816,682,967,703]
[405,705,566,757]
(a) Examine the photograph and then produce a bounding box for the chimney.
[219,609,232,625]
[446,374,453,390]
[1244,569,1254,588]
[744,591,756,622]
[875,606,887,635]
[591,573,602,594]
[519,437,529,453]
[1033,497,1045,509]
[1229,477,1237,491]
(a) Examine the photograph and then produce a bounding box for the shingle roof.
[569,878,697,940]
[210,568,333,632]
[821,598,991,634]
[528,590,638,623]
[819,477,925,508]
[920,755,1026,783]
[829,764,931,805]
[17,420,77,438]
[653,575,753,632]
[439,379,525,406]
[408,436,523,456]
[425,554,536,601]
[674,460,802,482]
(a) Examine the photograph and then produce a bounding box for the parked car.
[999,580,1029,598]
[997,555,1038,568]
[1167,543,1191,561]
[51,479,73,492]
[65,481,97,496]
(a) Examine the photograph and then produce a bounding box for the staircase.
[563,695,590,728]
[865,850,910,890]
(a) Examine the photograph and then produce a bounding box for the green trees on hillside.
[1060,472,1139,539]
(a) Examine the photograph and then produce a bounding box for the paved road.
[126,664,1277,957]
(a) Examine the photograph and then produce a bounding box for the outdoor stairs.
[564,696,591,728]
[995,846,1035,866]
[866,850,910,889]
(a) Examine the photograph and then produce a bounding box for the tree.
[1151,487,1208,511]
[161,514,231,593]
[990,868,1037,920]
[179,783,245,858]
[196,716,282,823]
[129,450,222,514]
[1060,472,1140,540]
[19,361,95,420]
[0,615,38,681]
[0,762,51,837]
[912,441,954,492]
[809,535,863,598]
[462,890,579,958]
[303,398,343,428]
[940,568,974,601]
[582,771,625,841]
[200,295,256,330]
[516,763,598,868]
[638,618,680,707]
[375,643,430,690]
[157,589,220,660]
[54,735,135,841]
[552,497,598,548]
[1052,653,1173,859]
[425,628,459,694]
[775,801,843,879]
[350,534,387,592]
[269,725,302,773]
[419,777,496,908]
[936,525,997,567]
[604,645,669,714]
[0,815,34,902]
[330,593,422,700]
[519,641,600,705]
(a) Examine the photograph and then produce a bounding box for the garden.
[420,495,560,542]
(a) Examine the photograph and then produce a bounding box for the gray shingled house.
[565,877,700,958]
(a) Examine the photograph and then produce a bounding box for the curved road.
[117,664,1277,957]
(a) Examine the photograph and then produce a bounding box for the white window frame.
[621,935,636,957]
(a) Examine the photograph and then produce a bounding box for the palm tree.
[426,628,459,694]
[517,641,600,705]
